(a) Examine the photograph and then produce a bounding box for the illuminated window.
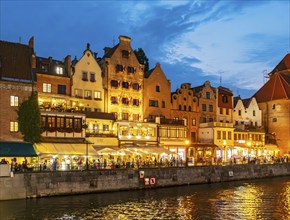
[10,121,18,132]
[43,83,52,93]
[192,118,196,126]
[75,89,82,98]
[94,91,101,100]
[84,90,92,99]
[56,66,63,75]
[10,96,19,106]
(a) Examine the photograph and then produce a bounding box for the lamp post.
[82,123,89,170]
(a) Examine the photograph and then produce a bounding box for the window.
[133,114,139,121]
[209,105,213,112]
[220,108,223,115]
[82,72,88,81]
[188,106,191,111]
[184,105,186,111]
[272,118,277,122]
[222,131,226,139]
[127,66,135,73]
[238,110,241,116]
[122,98,129,105]
[56,66,63,75]
[74,118,82,130]
[132,83,140,91]
[95,108,101,112]
[200,117,206,123]
[65,118,73,128]
[202,104,206,112]
[57,117,65,128]
[75,89,82,98]
[112,112,118,120]
[253,110,256,116]
[103,125,109,131]
[156,85,160,92]
[228,131,232,140]
[217,131,221,139]
[10,96,19,106]
[206,92,210,99]
[226,108,229,115]
[122,81,129,89]
[162,101,165,108]
[192,118,196,126]
[116,64,124,72]
[47,116,56,128]
[111,80,119,88]
[41,64,48,72]
[272,104,276,109]
[94,91,101,100]
[122,50,130,58]
[133,99,139,106]
[90,72,95,82]
[178,105,181,110]
[111,96,118,104]
[43,83,51,93]
[122,113,129,120]
[84,90,92,99]
[10,121,18,132]
[222,95,228,103]
[57,85,66,95]
[208,118,213,122]
[149,100,158,107]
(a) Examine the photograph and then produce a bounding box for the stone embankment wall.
[1,163,290,201]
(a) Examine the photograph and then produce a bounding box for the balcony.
[200,122,234,128]
[159,118,184,125]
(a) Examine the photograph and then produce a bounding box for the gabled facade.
[35,54,85,139]
[217,86,234,123]
[0,38,34,141]
[171,83,199,143]
[233,96,262,128]
[71,43,104,113]
[100,36,144,121]
[144,63,171,120]
[254,53,290,155]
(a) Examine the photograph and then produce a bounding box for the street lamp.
[82,123,89,170]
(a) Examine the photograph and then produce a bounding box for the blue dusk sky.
[1,0,289,98]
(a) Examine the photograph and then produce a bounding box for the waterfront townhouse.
[143,63,171,120]
[0,38,37,158]
[171,83,199,164]
[254,53,290,155]
[100,35,144,122]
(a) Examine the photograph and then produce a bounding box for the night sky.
[1,0,289,98]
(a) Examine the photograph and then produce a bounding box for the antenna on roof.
[219,71,223,86]
[263,69,268,84]
[113,36,115,46]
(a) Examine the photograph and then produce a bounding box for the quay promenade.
[0,162,290,201]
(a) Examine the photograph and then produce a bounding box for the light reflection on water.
[0,176,290,220]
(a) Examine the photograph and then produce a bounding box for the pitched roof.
[254,72,290,102]
[269,53,290,75]
[233,96,241,107]
[0,40,32,82]
[102,44,119,58]
[144,67,155,78]
[242,98,251,108]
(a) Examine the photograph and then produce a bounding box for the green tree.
[17,92,42,143]
[134,48,149,73]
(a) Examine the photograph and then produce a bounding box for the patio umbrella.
[96,147,117,155]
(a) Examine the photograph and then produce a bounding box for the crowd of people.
[1,154,289,172]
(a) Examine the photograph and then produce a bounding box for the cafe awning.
[265,144,280,151]
[34,143,98,156]
[0,141,37,157]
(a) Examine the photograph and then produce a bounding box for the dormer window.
[127,66,135,73]
[122,50,130,58]
[41,64,48,72]
[56,66,63,75]
[116,64,124,72]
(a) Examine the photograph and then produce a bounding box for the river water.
[0,176,290,220]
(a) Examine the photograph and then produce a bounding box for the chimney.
[31,53,36,69]
[64,55,71,76]
[119,35,132,44]
[29,37,34,49]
